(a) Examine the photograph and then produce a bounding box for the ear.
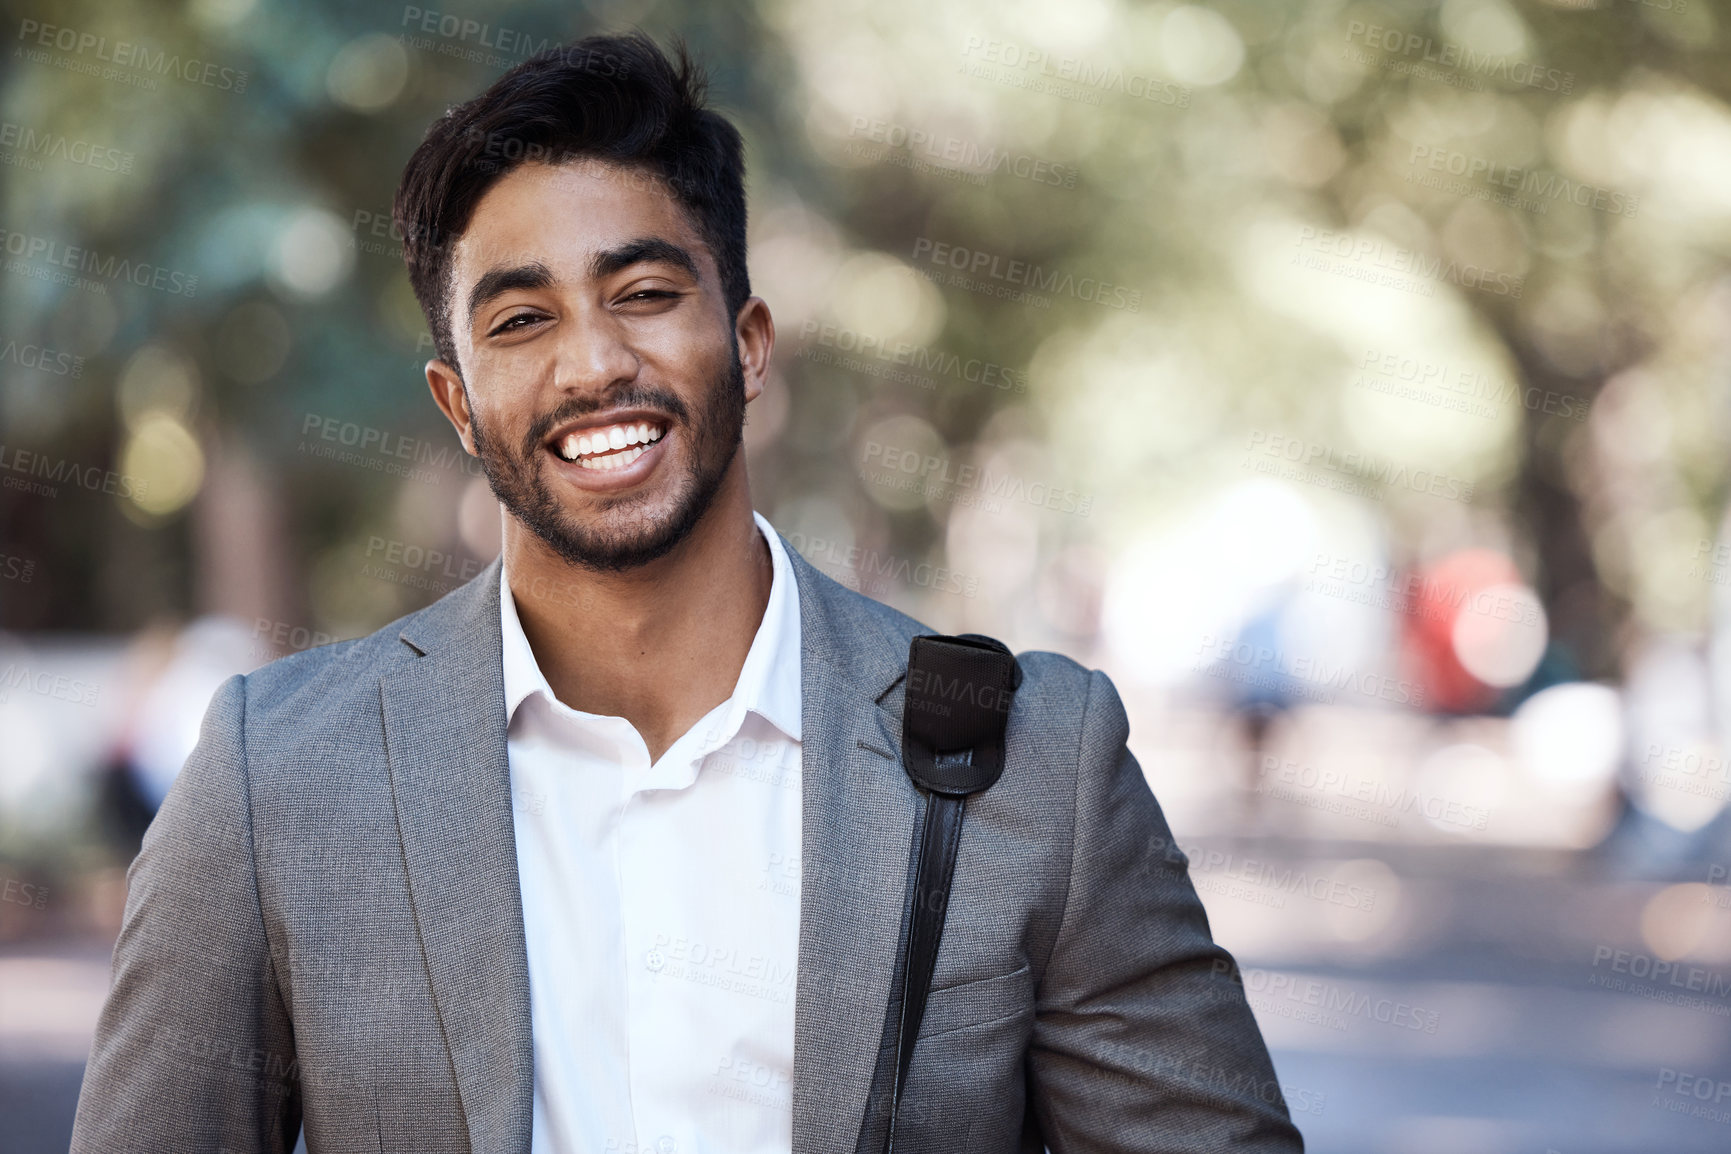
[426,359,478,455]
[734,296,774,406]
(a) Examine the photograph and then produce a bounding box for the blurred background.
[3,0,1730,1150]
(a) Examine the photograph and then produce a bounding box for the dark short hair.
[393,32,750,373]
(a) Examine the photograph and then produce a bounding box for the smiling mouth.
[550,419,667,472]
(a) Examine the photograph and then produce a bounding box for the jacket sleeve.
[1025,668,1305,1153]
[71,673,303,1154]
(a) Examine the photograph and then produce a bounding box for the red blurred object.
[1400,548,1523,714]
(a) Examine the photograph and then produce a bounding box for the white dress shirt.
[500,511,803,1154]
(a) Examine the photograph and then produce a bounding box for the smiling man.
[71,32,1302,1154]
[423,150,776,763]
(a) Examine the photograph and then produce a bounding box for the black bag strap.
[886,633,1021,1153]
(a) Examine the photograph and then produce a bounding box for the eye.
[622,289,677,303]
[488,313,543,337]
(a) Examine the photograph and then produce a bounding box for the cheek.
[471,345,550,396]
[465,388,530,456]
[645,320,732,387]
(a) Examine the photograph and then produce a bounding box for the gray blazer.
[71,535,1304,1154]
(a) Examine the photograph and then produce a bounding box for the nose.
[553,309,641,395]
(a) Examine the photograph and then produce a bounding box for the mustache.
[517,383,692,460]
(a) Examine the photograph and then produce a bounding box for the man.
[72,32,1303,1154]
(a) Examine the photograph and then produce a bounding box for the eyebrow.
[466,261,555,328]
[464,238,702,331]
[588,237,699,284]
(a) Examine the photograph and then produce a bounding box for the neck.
[501,461,774,764]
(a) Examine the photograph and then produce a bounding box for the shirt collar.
[499,510,802,743]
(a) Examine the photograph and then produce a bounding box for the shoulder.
[790,539,1114,727]
[238,555,500,729]
[229,596,450,732]
[802,560,934,646]
[1014,649,1099,704]
[1006,652,1128,768]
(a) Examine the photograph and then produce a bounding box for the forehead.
[452,158,707,279]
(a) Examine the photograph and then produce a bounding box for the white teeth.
[556,421,665,466]
[575,444,646,471]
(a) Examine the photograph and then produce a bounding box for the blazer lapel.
[380,557,534,1154]
[784,540,923,1154]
